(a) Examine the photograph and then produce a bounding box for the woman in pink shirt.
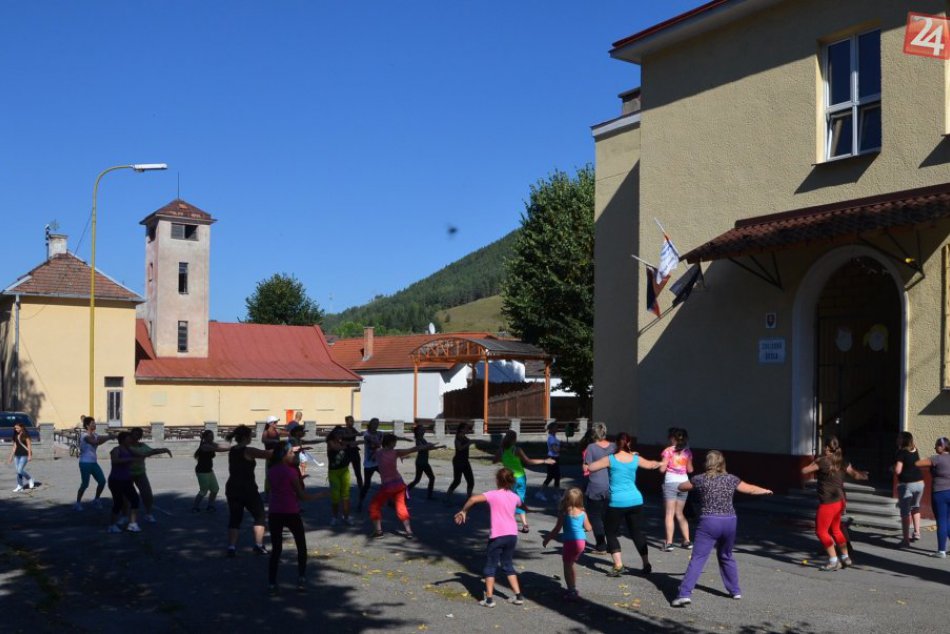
[659,427,694,551]
[454,468,526,608]
[368,433,442,539]
[266,442,328,594]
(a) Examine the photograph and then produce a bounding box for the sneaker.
[28,478,35,489]
[662,543,674,552]
[107,524,122,534]
[297,577,307,591]
[12,485,23,492]
[478,597,496,608]
[73,502,84,512]
[934,551,948,558]
[404,532,416,540]
[606,566,625,577]
[344,517,355,526]
[681,541,693,550]
[370,530,384,539]
[563,588,580,602]
[508,594,524,606]
[840,556,852,569]
[330,517,339,527]
[819,560,841,571]
[899,539,911,548]
[315,461,325,467]
[911,532,921,542]
[116,515,129,527]
[642,563,653,575]
[126,522,141,533]
[226,546,236,558]
[254,544,269,555]
[144,514,156,524]
[93,498,105,509]
[731,594,742,600]
[671,597,691,607]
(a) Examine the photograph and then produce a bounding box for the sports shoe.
[254,544,269,555]
[144,514,156,524]
[819,559,841,571]
[911,532,921,542]
[93,498,105,509]
[681,541,693,550]
[297,577,307,591]
[606,566,624,577]
[315,461,325,467]
[116,515,129,527]
[662,543,674,552]
[126,522,142,533]
[934,551,947,558]
[28,478,35,489]
[107,524,122,534]
[344,517,355,526]
[508,594,524,605]
[563,588,580,602]
[330,517,339,527]
[671,597,691,607]
[731,594,742,600]
[642,563,653,575]
[12,485,23,492]
[73,502,84,512]
[840,556,852,569]
[478,597,496,608]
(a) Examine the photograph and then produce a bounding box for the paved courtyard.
[1,447,947,633]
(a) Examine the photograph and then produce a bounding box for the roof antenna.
[177,172,181,199]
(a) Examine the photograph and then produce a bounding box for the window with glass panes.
[824,29,881,160]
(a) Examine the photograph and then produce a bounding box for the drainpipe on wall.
[13,294,20,411]
[350,387,360,418]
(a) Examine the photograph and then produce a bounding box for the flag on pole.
[670,263,703,307]
[655,234,680,285]
[646,266,671,316]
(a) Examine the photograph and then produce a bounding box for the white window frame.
[107,389,123,425]
[823,29,881,160]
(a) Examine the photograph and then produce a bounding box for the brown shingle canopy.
[682,182,950,264]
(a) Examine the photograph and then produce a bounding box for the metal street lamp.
[89,163,167,418]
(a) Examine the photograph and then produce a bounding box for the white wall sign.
[758,338,786,364]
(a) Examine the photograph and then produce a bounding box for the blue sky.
[0,1,703,322]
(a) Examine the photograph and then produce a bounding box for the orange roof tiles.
[3,252,141,302]
[139,198,215,226]
[135,320,361,383]
[683,182,950,263]
[329,332,491,372]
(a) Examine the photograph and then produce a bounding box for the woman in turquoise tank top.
[494,431,554,533]
[588,432,662,577]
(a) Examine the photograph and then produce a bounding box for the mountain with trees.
[324,230,518,336]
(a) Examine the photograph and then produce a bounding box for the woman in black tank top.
[224,425,274,557]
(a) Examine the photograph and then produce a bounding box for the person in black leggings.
[358,418,383,510]
[225,425,273,557]
[445,422,474,502]
[266,442,327,593]
[407,423,436,499]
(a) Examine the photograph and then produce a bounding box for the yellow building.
[593,0,950,489]
[0,200,360,428]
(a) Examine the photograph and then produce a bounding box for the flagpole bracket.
[726,252,783,290]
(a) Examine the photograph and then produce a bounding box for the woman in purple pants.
[671,450,772,607]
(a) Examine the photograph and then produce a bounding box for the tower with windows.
[140,199,215,357]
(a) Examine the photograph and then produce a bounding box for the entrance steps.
[736,481,935,532]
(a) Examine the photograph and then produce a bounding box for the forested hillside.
[324,230,517,335]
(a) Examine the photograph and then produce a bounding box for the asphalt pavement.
[1,446,947,633]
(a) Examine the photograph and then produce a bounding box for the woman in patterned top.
[671,450,772,607]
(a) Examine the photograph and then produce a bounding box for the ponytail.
[615,432,634,454]
[825,436,843,472]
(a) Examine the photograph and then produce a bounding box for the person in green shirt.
[493,430,553,533]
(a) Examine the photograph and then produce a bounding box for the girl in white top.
[659,427,694,551]
[75,416,115,511]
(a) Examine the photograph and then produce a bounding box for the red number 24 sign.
[904,12,950,59]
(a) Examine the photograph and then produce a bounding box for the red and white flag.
[655,234,680,285]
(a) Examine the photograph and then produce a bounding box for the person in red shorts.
[368,433,442,539]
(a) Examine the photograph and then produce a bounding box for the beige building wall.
[130,382,360,426]
[1,298,137,427]
[597,0,950,453]
[592,118,641,433]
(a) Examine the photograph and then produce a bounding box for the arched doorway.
[812,256,902,480]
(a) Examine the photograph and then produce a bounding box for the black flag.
[670,264,702,307]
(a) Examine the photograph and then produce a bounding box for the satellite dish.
[428,322,436,334]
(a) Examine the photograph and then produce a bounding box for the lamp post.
[89,163,167,418]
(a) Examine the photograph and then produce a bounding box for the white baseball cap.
[265,415,281,424]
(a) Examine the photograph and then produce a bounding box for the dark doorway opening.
[814,257,901,482]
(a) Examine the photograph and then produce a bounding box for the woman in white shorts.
[659,427,694,551]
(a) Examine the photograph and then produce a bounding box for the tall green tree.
[503,166,594,411]
[245,273,324,326]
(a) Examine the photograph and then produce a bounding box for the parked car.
[0,412,40,442]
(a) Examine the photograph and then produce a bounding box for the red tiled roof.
[139,198,215,226]
[329,332,492,372]
[611,0,729,50]
[135,320,361,383]
[683,183,950,263]
[2,252,141,302]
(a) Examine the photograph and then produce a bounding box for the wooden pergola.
[409,336,552,433]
